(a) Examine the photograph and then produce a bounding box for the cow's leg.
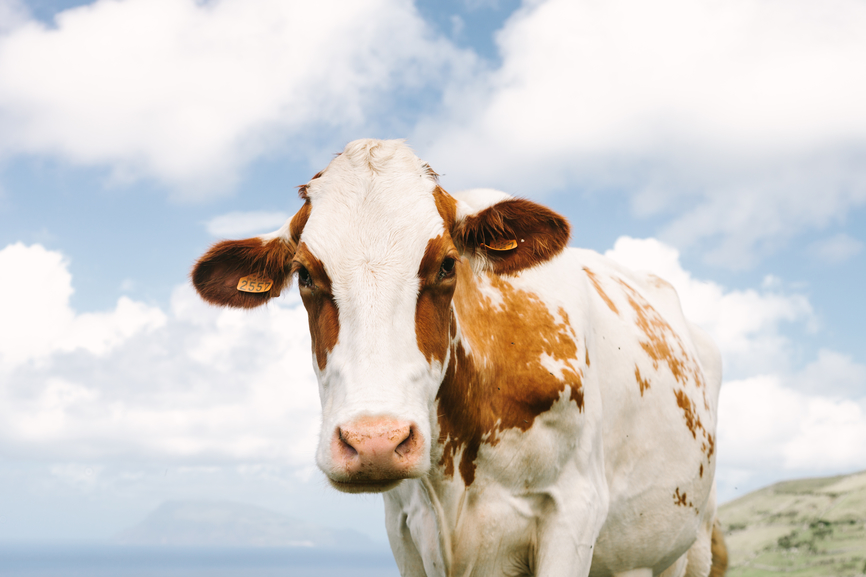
[532,475,609,577]
[530,390,609,577]
[657,554,688,577]
[708,519,728,577]
[681,485,722,577]
[682,520,713,577]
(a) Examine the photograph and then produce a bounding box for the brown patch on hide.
[674,388,714,461]
[454,198,570,276]
[191,202,310,309]
[294,242,339,371]
[290,200,311,237]
[617,279,691,384]
[647,274,673,290]
[673,487,693,509]
[432,186,457,234]
[436,267,585,486]
[584,268,619,315]
[635,365,651,396]
[415,235,460,365]
[616,278,710,412]
[675,389,701,439]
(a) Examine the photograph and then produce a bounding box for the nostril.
[395,426,415,457]
[337,428,358,457]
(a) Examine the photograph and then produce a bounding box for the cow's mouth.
[327,477,405,494]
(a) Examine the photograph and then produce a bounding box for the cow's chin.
[324,465,430,494]
[327,478,405,494]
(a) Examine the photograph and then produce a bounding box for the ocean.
[0,544,401,577]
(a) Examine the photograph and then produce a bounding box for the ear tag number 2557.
[237,274,273,293]
[482,239,518,251]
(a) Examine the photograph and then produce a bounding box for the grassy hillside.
[718,470,866,577]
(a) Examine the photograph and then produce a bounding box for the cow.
[191,139,726,577]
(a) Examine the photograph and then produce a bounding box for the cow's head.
[192,139,569,493]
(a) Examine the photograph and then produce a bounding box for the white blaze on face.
[297,140,449,489]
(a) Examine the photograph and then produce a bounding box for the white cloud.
[0,0,28,34]
[719,375,866,473]
[0,242,320,465]
[783,395,866,471]
[605,236,813,377]
[806,232,864,264]
[417,0,866,267]
[0,243,166,370]
[795,349,866,398]
[206,210,289,238]
[0,0,471,196]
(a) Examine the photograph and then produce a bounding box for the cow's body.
[192,140,725,577]
[385,242,721,577]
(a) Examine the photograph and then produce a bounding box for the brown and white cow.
[192,139,726,577]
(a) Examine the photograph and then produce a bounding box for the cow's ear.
[450,189,571,276]
[191,202,310,308]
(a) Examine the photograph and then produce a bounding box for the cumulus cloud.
[719,375,866,473]
[417,0,866,267]
[0,243,320,465]
[0,243,166,370]
[794,349,866,398]
[206,210,289,238]
[0,0,471,196]
[0,0,28,34]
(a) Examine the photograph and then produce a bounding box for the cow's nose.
[331,417,422,481]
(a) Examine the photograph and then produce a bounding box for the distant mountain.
[719,470,866,576]
[115,500,378,550]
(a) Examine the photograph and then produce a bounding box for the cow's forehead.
[298,140,447,285]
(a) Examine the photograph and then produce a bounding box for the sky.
[0,0,865,544]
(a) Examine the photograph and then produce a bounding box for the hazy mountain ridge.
[719,470,866,576]
[115,500,379,550]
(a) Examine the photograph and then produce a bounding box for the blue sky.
[1,0,865,543]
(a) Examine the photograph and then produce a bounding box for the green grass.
[719,470,866,577]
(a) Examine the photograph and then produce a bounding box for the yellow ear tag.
[237,274,274,293]
[482,239,518,251]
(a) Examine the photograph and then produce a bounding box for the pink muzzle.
[329,417,424,486]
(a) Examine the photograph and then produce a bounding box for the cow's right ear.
[191,202,310,309]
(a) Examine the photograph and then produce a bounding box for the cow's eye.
[438,257,456,280]
[298,267,313,288]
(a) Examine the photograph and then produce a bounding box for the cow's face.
[192,140,569,493]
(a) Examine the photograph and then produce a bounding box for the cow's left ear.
[447,188,571,276]
[191,202,310,308]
